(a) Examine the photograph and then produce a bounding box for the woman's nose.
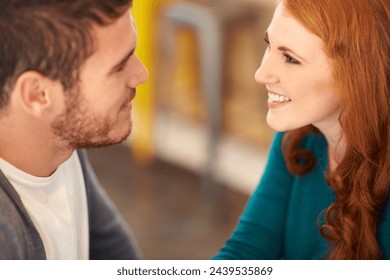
[254,52,279,85]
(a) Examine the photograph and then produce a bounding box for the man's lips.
[123,89,136,108]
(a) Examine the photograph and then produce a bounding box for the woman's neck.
[315,123,346,171]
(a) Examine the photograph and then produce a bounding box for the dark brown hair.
[0,0,133,108]
[281,0,390,259]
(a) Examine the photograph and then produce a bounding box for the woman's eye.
[264,37,270,45]
[283,53,300,64]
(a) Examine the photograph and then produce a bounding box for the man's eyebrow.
[109,48,135,74]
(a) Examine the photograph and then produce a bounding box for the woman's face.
[255,2,341,134]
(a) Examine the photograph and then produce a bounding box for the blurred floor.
[86,144,249,260]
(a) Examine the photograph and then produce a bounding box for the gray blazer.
[0,150,140,260]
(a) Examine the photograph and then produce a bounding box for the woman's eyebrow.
[265,31,307,62]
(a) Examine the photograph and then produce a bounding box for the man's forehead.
[84,10,136,71]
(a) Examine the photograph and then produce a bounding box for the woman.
[213,0,390,259]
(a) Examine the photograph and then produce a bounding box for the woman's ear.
[12,71,54,116]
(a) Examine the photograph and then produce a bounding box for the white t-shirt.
[0,151,89,259]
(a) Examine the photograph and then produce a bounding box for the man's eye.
[283,53,300,64]
[116,65,126,72]
[115,61,130,72]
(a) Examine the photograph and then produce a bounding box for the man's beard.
[51,90,131,150]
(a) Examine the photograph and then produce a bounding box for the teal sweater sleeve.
[213,132,293,259]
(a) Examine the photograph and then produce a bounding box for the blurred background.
[86,0,276,259]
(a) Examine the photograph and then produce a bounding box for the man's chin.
[74,129,131,149]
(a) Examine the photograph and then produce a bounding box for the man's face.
[52,10,148,149]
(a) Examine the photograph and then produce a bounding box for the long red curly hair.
[280,0,390,259]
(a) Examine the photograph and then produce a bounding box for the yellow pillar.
[130,0,162,165]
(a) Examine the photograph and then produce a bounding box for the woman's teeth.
[268,93,291,103]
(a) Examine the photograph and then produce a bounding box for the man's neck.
[0,120,74,177]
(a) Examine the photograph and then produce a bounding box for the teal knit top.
[213,132,390,259]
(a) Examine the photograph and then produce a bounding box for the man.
[0,0,148,259]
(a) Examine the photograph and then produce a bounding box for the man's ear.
[12,71,54,116]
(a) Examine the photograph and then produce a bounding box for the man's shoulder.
[0,178,28,259]
[0,174,20,219]
[0,169,47,260]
